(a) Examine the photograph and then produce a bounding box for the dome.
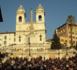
[36,4,44,10]
[36,4,44,13]
[37,4,43,9]
[17,5,25,13]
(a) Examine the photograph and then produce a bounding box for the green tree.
[51,31,62,49]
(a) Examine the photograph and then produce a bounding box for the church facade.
[0,4,46,46]
[0,5,76,58]
[0,4,51,57]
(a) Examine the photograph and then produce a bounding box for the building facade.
[56,15,77,47]
[0,4,46,47]
[0,4,52,57]
[0,5,76,58]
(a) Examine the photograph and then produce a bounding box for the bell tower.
[35,4,46,43]
[36,4,45,23]
[16,5,26,32]
[16,5,26,24]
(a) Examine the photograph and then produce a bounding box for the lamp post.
[28,9,34,57]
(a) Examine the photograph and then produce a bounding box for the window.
[19,16,22,22]
[65,40,67,42]
[73,36,75,39]
[4,41,6,45]
[61,39,64,42]
[14,34,16,42]
[73,41,75,44]
[0,44,1,46]
[19,35,21,42]
[28,37,30,44]
[14,38,16,42]
[4,36,7,40]
[40,35,42,41]
[38,15,42,21]
[14,33,16,36]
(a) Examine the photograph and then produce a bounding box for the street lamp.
[28,9,34,57]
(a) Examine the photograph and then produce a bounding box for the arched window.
[4,36,7,40]
[19,35,21,42]
[14,34,16,42]
[38,15,42,21]
[19,16,22,22]
[4,41,6,45]
[28,37,30,45]
[4,36,7,45]
[14,38,16,42]
[40,35,42,41]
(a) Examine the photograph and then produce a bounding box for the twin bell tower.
[16,4,46,44]
[16,4,45,24]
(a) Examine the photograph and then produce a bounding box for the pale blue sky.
[0,0,77,39]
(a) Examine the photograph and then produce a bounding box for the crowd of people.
[0,52,77,70]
